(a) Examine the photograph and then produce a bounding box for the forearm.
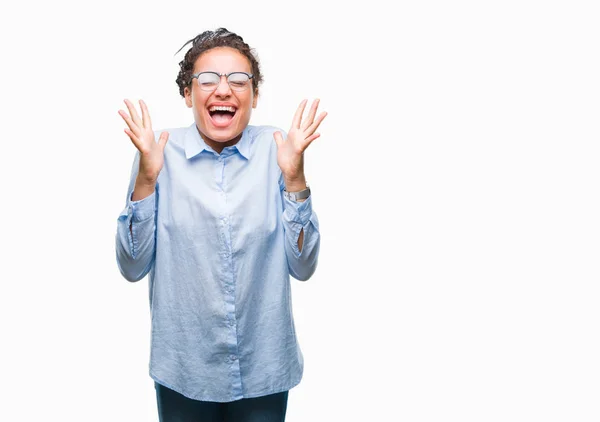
[283,175,307,251]
[281,194,320,281]
[116,191,157,282]
[284,220,319,281]
[132,176,156,201]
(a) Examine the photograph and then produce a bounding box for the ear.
[252,89,258,109]
[184,86,193,108]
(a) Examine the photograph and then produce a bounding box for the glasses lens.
[227,73,250,91]
[197,73,220,91]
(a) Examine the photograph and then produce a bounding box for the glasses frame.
[191,71,254,92]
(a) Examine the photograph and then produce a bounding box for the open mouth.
[208,105,237,127]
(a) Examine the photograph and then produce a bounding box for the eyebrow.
[195,70,251,74]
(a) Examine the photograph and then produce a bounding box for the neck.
[197,126,242,154]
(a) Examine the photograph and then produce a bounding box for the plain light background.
[1,0,599,421]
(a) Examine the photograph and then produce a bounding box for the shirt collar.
[184,123,251,160]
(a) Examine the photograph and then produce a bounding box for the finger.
[300,99,320,131]
[158,131,169,152]
[292,99,308,129]
[305,111,327,135]
[303,132,321,150]
[273,131,284,148]
[124,128,142,150]
[118,109,142,137]
[140,100,152,130]
[124,99,143,128]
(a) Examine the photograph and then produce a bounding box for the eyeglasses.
[191,71,254,92]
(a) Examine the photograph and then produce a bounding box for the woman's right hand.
[119,99,169,186]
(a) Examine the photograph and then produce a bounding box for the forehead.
[194,47,252,73]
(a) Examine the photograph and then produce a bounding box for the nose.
[214,75,232,96]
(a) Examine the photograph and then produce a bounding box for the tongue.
[213,112,234,124]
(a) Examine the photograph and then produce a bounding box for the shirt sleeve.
[280,180,321,282]
[115,152,158,282]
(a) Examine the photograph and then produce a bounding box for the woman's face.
[184,47,258,149]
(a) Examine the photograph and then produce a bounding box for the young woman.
[116,28,326,421]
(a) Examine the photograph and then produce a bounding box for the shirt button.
[230,355,237,361]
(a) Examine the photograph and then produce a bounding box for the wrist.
[284,183,310,202]
[132,177,156,201]
[283,175,307,192]
[135,173,157,187]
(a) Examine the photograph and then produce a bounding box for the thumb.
[273,131,284,148]
[158,131,169,152]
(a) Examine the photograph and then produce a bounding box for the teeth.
[209,106,236,112]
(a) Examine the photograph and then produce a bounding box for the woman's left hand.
[274,99,327,189]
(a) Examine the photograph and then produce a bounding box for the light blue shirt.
[115,123,320,402]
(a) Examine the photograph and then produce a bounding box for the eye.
[228,73,249,87]
[197,73,219,87]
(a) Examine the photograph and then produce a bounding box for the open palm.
[274,99,327,180]
[118,99,169,184]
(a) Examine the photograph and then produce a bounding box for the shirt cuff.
[283,194,313,226]
[122,191,156,222]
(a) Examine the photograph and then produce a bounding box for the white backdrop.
[1,0,599,421]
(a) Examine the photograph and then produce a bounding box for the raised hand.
[273,99,327,189]
[118,99,169,186]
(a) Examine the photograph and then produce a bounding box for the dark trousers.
[155,382,289,422]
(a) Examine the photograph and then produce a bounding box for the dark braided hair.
[175,28,263,98]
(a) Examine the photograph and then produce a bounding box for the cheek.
[193,93,210,112]
[241,93,256,111]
